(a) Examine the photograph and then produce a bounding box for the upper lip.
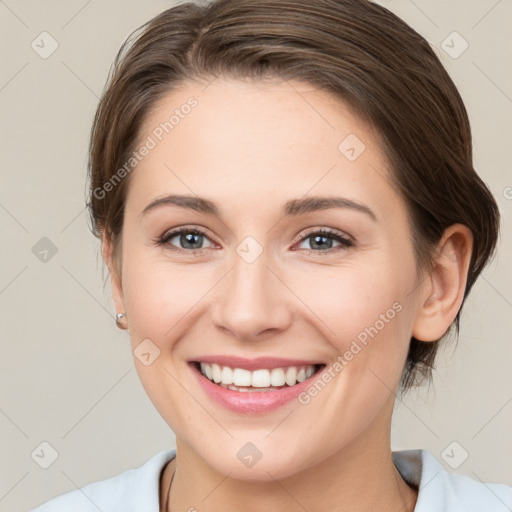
[188,355,325,371]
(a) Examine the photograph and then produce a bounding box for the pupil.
[182,233,202,249]
[311,235,332,250]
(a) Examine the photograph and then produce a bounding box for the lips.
[188,356,326,414]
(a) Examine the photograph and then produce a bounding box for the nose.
[211,248,292,341]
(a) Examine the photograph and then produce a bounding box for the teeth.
[297,368,307,382]
[270,368,286,387]
[203,363,213,380]
[221,366,234,385]
[211,363,221,383]
[198,362,318,389]
[233,368,252,386]
[285,367,297,386]
[251,369,270,387]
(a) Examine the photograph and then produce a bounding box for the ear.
[102,231,126,318]
[412,224,473,342]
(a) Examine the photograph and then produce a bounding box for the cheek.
[292,260,415,397]
[121,249,215,341]
[293,262,409,342]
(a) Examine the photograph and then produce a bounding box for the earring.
[115,313,128,330]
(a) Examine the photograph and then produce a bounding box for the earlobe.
[101,232,126,320]
[412,224,473,342]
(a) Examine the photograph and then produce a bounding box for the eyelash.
[156,226,355,256]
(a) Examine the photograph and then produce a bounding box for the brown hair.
[87,0,500,391]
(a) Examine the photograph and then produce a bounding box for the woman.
[31,0,511,510]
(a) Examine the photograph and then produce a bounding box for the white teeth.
[251,369,270,387]
[198,362,318,389]
[211,363,221,383]
[297,368,307,382]
[233,368,252,386]
[285,366,297,386]
[270,368,286,387]
[221,366,234,385]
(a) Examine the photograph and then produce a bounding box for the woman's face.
[110,77,430,479]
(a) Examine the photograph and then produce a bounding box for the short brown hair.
[87,0,500,391]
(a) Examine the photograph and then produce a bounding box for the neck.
[161,410,417,512]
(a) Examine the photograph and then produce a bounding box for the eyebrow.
[140,194,378,222]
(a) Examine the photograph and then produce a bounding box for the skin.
[103,77,473,512]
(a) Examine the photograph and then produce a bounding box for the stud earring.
[115,313,128,330]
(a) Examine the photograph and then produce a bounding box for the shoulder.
[393,448,512,512]
[30,449,176,512]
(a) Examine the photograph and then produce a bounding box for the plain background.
[0,1,511,510]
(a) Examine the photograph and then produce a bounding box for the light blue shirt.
[31,448,512,511]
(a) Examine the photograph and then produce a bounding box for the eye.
[294,228,354,254]
[156,226,354,255]
[158,227,215,253]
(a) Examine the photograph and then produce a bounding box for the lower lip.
[190,363,323,414]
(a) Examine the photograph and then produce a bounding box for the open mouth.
[192,361,325,392]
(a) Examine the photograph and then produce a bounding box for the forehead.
[128,77,403,221]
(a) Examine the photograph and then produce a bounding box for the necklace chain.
[163,466,176,512]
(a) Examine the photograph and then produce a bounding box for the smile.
[189,357,326,414]
[197,362,319,391]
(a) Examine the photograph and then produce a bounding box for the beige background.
[0,1,511,510]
